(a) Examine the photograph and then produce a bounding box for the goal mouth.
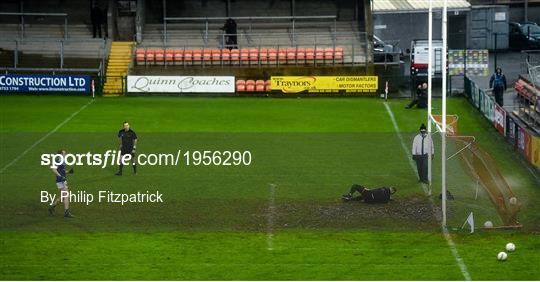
[428,114,521,227]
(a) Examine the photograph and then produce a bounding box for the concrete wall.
[373,11,469,52]
[508,5,540,23]
[144,0,356,23]
[373,12,443,52]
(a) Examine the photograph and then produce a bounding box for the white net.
[526,56,540,88]
[428,115,521,229]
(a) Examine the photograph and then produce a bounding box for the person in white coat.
[412,124,434,184]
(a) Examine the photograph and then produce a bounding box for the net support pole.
[441,0,448,227]
[427,0,433,196]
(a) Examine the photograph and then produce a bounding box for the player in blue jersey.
[48,149,74,218]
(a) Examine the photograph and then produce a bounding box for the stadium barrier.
[464,76,540,170]
[162,16,337,45]
[0,12,69,39]
[0,38,107,73]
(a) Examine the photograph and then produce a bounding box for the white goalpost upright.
[427,0,449,226]
[427,0,433,196]
[441,0,448,227]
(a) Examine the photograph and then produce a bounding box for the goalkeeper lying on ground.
[342,184,397,203]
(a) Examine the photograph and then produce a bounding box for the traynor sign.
[271,76,378,93]
[127,76,235,93]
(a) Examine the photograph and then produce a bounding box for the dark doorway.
[448,14,467,49]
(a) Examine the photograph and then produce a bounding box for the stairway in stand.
[103,41,133,96]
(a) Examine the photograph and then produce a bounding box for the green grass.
[0,96,539,280]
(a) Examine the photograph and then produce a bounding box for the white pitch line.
[0,99,95,174]
[384,102,472,281]
[267,183,276,251]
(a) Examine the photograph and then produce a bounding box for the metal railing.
[163,15,338,45]
[143,31,363,50]
[0,38,106,75]
[0,12,69,40]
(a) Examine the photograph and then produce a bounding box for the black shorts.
[121,148,134,155]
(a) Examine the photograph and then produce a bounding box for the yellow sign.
[531,135,540,169]
[271,76,378,93]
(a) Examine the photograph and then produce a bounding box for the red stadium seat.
[305,48,315,64]
[165,49,174,65]
[267,48,277,64]
[236,82,246,92]
[246,84,255,92]
[249,48,259,63]
[324,47,334,63]
[245,80,256,86]
[296,47,306,64]
[221,49,231,65]
[230,49,240,65]
[277,48,287,64]
[259,48,268,64]
[315,47,325,63]
[183,49,193,65]
[202,49,212,65]
[255,79,265,92]
[173,49,183,65]
[211,49,221,65]
[145,49,156,65]
[335,46,344,62]
[286,47,296,64]
[240,48,250,65]
[155,48,165,65]
[236,79,246,92]
[255,84,265,92]
[265,80,272,92]
[192,49,202,65]
[136,48,146,65]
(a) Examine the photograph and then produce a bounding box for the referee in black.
[116,121,138,176]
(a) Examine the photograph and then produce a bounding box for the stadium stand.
[0,0,374,95]
[0,20,106,71]
[137,19,366,66]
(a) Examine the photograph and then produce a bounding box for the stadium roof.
[373,0,472,14]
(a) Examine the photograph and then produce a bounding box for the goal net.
[429,114,521,229]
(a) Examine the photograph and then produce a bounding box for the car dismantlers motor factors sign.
[271,76,378,93]
[128,75,235,93]
[0,74,91,93]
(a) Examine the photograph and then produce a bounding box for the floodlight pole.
[441,0,448,227]
[427,0,433,196]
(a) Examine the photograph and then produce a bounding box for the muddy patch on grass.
[253,196,439,231]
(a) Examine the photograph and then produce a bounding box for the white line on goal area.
[384,102,472,281]
[267,183,276,251]
[0,99,95,174]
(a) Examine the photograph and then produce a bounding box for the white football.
[484,221,493,228]
[509,197,517,205]
[497,251,508,261]
[506,243,516,252]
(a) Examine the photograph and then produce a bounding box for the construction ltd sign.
[270,76,378,93]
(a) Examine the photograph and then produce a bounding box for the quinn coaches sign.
[0,74,91,93]
[128,76,235,93]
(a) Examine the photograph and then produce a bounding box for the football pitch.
[1,95,539,280]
